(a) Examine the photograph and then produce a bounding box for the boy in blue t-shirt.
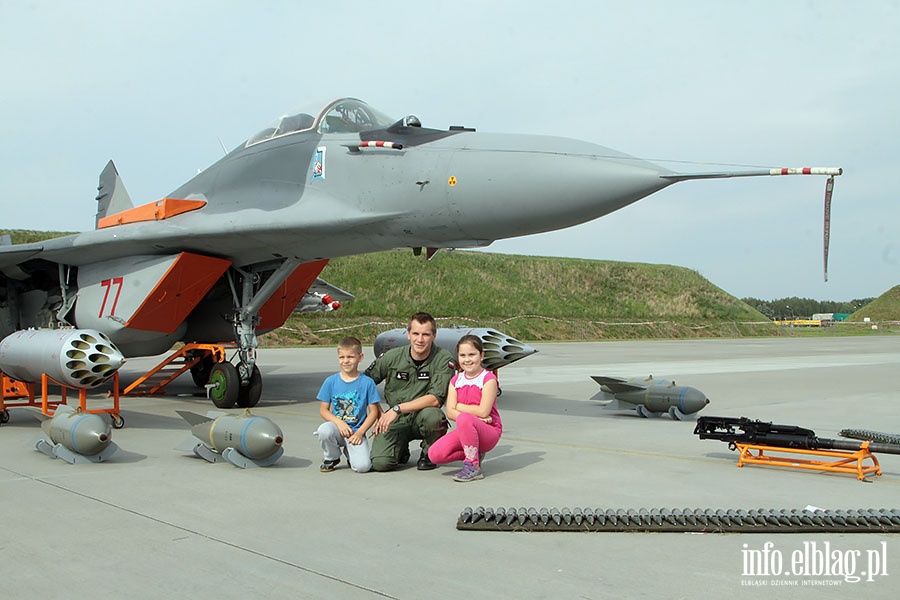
[315,336,382,472]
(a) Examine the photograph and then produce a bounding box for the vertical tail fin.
[95,160,134,229]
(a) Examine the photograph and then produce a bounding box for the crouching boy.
[315,336,382,472]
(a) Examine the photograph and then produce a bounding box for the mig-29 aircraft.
[0,98,841,409]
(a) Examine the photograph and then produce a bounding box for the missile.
[0,328,125,389]
[295,292,341,313]
[175,409,284,468]
[374,326,537,371]
[591,375,710,420]
[29,404,118,463]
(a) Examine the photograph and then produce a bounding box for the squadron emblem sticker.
[310,146,326,181]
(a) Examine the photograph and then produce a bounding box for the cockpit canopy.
[246,98,395,147]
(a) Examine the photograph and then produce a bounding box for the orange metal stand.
[1,376,36,423]
[0,372,122,427]
[121,343,229,396]
[735,442,881,481]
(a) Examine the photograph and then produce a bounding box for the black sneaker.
[417,452,437,471]
[320,458,340,472]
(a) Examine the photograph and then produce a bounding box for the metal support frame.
[0,372,122,427]
[734,442,881,481]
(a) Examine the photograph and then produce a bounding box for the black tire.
[208,362,239,409]
[236,365,263,408]
[190,354,215,388]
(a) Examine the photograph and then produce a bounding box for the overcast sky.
[1,1,897,301]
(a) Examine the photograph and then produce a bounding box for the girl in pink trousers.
[428,334,502,482]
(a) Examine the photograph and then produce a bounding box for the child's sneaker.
[320,458,340,472]
[452,461,483,482]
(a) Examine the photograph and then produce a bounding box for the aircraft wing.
[0,243,46,279]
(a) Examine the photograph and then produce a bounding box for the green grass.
[849,285,900,323]
[1,229,76,244]
[279,249,775,345]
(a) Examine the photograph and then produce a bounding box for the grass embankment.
[277,250,777,345]
[850,286,900,323]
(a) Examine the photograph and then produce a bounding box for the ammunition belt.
[456,507,900,533]
[839,429,900,446]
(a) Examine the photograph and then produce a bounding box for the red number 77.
[98,277,124,318]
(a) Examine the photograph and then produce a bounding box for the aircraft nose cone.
[447,135,674,240]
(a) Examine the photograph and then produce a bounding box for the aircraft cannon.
[695,416,900,480]
[0,328,125,389]
[695,416,900,456]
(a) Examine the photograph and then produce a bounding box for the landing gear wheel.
[0,409,9,424]
[190,354,215,387]
[209,362,239,409]
[236,365,262,408]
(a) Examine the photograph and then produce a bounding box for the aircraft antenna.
[217,136,228,156]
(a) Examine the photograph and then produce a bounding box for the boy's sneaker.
[452,461,483,482]
[320,458,340,472]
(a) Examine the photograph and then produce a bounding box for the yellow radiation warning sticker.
[448,176,457,186]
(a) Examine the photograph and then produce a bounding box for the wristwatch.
[392,404,402,414]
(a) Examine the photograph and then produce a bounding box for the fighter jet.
[591,375,710,420]
[0,98,840,408]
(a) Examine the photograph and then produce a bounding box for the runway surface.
[2,336,898,599]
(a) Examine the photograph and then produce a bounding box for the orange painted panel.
[97,198,206,229]
[126,253,231,333]
[258,260,329,330]
[2,375,31,398]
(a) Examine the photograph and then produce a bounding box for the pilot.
[365,312,454,471]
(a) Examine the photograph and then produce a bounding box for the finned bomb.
[591,375,710,420]
[30,404,119,463]
[176,409,284,468]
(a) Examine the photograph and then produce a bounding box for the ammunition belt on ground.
[456,507,900,533]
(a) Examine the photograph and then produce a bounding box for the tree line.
[740,297,874,320]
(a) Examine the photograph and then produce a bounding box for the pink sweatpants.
[428,412,502,468]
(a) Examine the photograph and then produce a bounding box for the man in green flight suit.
[366,312,454,472]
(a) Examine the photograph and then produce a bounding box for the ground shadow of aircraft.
[0,98,840,408]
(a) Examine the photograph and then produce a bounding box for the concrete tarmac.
[2,336,899,599]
